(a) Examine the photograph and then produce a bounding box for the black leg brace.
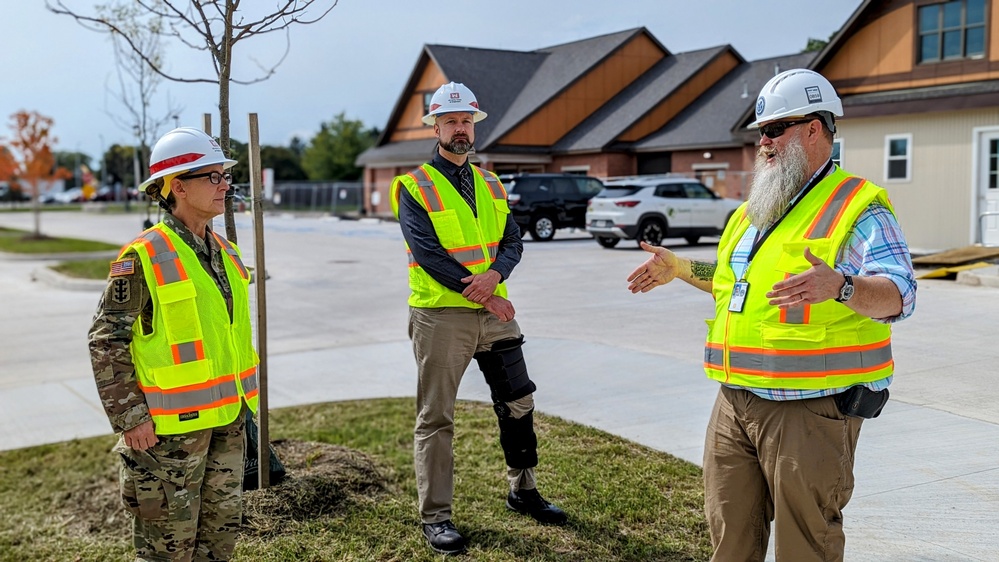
[474,337,539,469]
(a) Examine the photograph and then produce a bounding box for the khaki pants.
[409,306,537,524]
[703,386,863,562]
[117,406,246,562]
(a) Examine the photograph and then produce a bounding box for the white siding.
[837,108,999,252]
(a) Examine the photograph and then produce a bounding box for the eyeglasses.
[178,171,233,185]
[758,119,814,140]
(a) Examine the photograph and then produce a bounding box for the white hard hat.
[421,82,487,126]
[749,68,843,129]
[140,127,237,194]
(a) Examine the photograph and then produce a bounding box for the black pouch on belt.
[834,386,890,419]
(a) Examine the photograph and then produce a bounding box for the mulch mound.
[58,439,390,539]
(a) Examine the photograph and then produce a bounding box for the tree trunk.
[31,180,41,238]
[220,2,236,243]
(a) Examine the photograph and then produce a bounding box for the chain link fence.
[268,181,364,215]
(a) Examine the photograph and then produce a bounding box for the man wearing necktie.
[391,82,567,556]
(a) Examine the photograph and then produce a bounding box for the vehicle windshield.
[597,186,643,198]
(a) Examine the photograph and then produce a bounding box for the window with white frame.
[885,134,912,182]
[832,139,844,168]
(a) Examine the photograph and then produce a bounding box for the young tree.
[4,111,72,237]
[101,2,182,186]
[302,113,377,181]
[48,0,340,242]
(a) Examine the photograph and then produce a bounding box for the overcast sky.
[4,1,862,164]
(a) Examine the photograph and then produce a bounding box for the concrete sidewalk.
[1,211,998,561]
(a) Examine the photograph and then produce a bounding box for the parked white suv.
[586,176,742,248]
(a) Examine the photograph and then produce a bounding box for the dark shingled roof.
[480,28,657,148]
[553,46,732,153]
[355,138,437,166]
[842,79,999,106]
[634,52,816,151]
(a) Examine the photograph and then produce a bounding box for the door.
[654,184,690,230]
[682,182,722,229]
[980,131,999,246]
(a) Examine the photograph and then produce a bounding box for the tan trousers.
[409,306,537,524]
[703,386,863,562]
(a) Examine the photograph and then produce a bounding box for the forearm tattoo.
[690,261,716,281]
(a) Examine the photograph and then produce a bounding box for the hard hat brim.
[421,109,488,126]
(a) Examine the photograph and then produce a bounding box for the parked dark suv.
[499,173,605,241]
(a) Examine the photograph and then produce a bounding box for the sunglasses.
[758,118,814,140]
[178,171,233,185]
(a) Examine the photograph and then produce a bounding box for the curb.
[31,266,106,292]
[956,266,999,288]
[0,250,118,262]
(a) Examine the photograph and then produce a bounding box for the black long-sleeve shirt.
[398,152,523,294]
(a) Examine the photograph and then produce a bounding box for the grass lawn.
[0,227,119,254]
[50,258,116,279]
[0,399,711,561]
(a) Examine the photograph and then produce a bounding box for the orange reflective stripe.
[411,167,444,212]
[240,367,259,399]
[171,340,205,364]
[212,233,249,279]
[704,339,893,378]
[140,374,239,415]
[474,167,506,199]
[137,228,188,285]
[805,176,865,239]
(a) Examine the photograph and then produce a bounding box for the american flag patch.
[109,258,135,277]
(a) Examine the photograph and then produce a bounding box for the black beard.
[440,137,472,155]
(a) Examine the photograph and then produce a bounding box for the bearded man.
[625,69,916,562]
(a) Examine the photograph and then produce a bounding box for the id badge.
[728,281,749,313]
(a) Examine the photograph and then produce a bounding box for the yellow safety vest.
[704,167,895,390]
[391,163,510,308]
[124,224,259,435]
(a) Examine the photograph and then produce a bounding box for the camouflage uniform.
[89,213,247,562]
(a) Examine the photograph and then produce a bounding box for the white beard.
[747,135,809,231]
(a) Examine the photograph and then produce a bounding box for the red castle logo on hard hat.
[450,92,460,100]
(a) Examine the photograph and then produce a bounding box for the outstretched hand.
[627,241,679,293]
[766,247,845,308]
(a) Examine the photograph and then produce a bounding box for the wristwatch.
[835,274,855,303]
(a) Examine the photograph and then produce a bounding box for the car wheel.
[636,218,665,247]
[529,214,555,241]
[595,236,619,248]
[685,235,699,245]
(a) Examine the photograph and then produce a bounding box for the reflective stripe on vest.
[212,232,250,280]
[704,340,893,379]
[407,241,499,268]
[141,367,259,416]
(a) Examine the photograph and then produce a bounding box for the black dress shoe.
[422,520,467,555]
[506,488,568,525]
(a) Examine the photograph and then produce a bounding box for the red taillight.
[508,194,521,205]
[614,200,640,208]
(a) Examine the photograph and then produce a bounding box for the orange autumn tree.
[5,111,71,238]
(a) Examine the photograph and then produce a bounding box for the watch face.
[839,277,855,302]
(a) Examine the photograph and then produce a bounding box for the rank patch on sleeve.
[110,258,135,277]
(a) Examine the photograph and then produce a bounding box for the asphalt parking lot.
[1,210,998,561]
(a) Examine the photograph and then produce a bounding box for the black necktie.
[458,166,476,215]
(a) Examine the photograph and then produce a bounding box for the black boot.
[506,488,568,525]
[422,520,467,555]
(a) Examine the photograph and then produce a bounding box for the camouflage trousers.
[115,407,246,562]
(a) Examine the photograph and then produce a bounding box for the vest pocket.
[776,238,832,274]
[428,209,466,247]
[493,198,510,215]
[152,358,213,390]
[760,320,827,345]
[157,279,203,344]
